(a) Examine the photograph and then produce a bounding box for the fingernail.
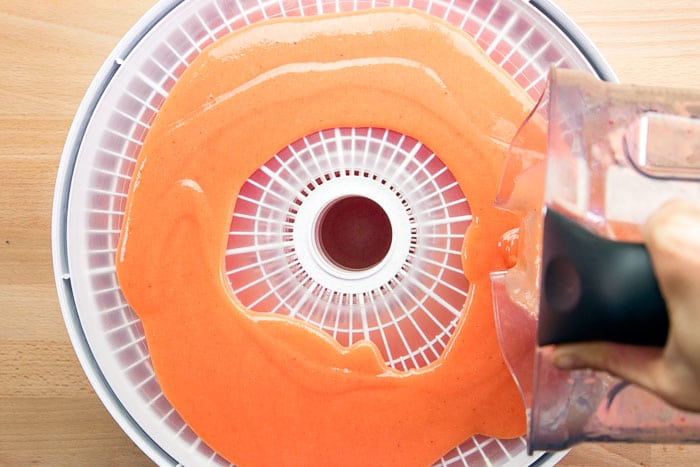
[668,214,700,248]
[551,352,581,370]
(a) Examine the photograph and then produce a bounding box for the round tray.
[53,0,615,465]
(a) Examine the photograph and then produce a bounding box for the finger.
[550,341,664,391]
[552,342,700,411]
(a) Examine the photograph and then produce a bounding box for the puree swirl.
[116,8,538,466]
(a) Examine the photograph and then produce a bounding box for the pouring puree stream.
[116,8,538,466]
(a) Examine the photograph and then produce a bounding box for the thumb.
[550,342,665,395]
[644,198,700,311]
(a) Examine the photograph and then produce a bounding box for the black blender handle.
[537,208,669,347]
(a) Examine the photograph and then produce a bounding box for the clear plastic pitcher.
[493,67,700,453]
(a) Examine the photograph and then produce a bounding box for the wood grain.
[1,0,698,465]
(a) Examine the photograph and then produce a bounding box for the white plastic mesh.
[227,128,471,371]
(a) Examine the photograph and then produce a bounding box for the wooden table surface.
[1,0,699,465]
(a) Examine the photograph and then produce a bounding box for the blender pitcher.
[491,67,700,453]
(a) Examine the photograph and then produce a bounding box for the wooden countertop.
[1,0,699,465]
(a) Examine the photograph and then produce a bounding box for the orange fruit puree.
[116,8,538,466]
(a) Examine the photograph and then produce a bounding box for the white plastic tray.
[53,0,616,465]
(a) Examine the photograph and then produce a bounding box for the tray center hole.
[317,196,392,271]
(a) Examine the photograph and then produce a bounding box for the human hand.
[550,199,700,412]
